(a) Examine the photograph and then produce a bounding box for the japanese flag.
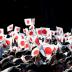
[36,28,42,36]
[42,28,47,36]
[24,18,32,26]
[18,38,25,48]
[0,28,4,34]
[14,26,20,33]
[5,37,12,46]
[43,44,54,60]
[31,47,40,57]
[7,24,13,32]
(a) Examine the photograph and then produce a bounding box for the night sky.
[0,0,72,33]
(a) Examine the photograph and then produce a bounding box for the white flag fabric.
[41,28,48,36]
[7,24,13,32]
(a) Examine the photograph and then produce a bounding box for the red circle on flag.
[27,20,29,24]
[35,37,40,45]
[34,50,39,56]
[29,31,33,36]
[0,36,3,40]
[25,44,29,48]
[20,41,25,46]
[6,40,10,45]
[38,30,42,35]
[42,29,47,34]
[44,47,52,55]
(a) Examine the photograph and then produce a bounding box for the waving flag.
[24,18,32,26]
[36,28,42,35]
[29,30,34,36]
[14,26,20,33]
[31,47,40,57]
[7,24,13,32]
[5,37,12,46]
[18,38,25,48]
[28,30,36,36]
[41,28,48,36]
[43,44,54,60]
[36,28,42,38]
[24,41,30,50]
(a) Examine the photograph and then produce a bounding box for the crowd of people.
[0,21,72,72]
[0,35,72,72]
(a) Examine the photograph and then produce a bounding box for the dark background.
[0,0,72,33]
